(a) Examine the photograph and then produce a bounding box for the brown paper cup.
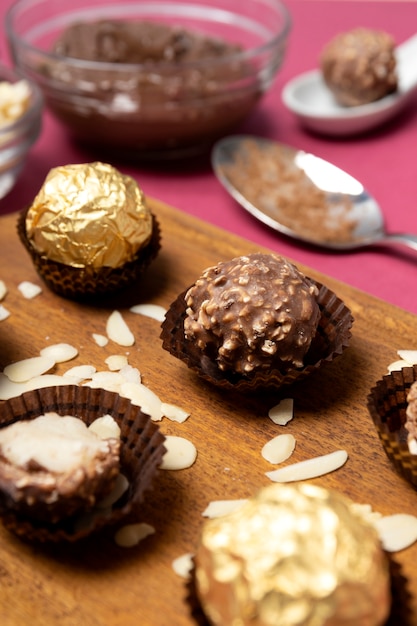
[0,385,166,542]
[161,280,353,392]
[367,366,417,490]
[17,209,161,301]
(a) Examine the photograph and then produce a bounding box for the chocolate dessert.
[183,253,320,375]
[320,28,397,106]
[194,483,391,626]
[41,20,259,155]
[18,161,160,299]
[161,252,353,391]
[0,411,120,523]
[406,380,417,443]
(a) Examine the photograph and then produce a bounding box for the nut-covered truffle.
[320,28,397,106]
[406,380,417,443]
[25,161,153,269]
[183,253,321,375]
[0,412,120,523]
[195,483,391,626]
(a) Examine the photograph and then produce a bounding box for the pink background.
[1,0,417,314]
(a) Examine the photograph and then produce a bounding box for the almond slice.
[119,364,141,385]
[4,355,55,383]
[17,281,42,299]
[160,435,197,470]
[24,374,74,391]
[130,303,167,322]
[265,449,348,483]
[92,333,108,347]
[40,343,78,363]
[387,359,410,373]
[83,370,125,393]
[172,553,194,579]
[105,355,128,371]
[0,373,28,400]
[202,499,248,519]
[64,364,96,380]
[261,433,296,464]
[374,514,417,552]
[114,522,155,548]
[120,382,163,421]
[88,414,121,440]
[397,349,417,364]
[0,280,7,301]
[106,311,135,347]
[161,402,190,423]
[268,398,294,425]
[0,304,10,321]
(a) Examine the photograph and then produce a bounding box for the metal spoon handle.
[381,233,417,251]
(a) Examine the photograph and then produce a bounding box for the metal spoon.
[281,33,417,136]
[211,135,417,251]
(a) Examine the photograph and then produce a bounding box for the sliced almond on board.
[0,280,7,301]
[161,402,190,423]
[268,398,294,425]
[265,450,348,483]
[130,303,167,322]
[202,499,248,519]
[17,281,42,299]
[397,349,417,364]
[172,553,194,579]
[114,522,155,548]
[40,343,78,363]
[0,305,10,321]
[106,311,135,347]
[374,514,417,552]
[160,436,197,470]
[120,382,163,420]
[105,355,129,371]
[4,356,55,383]
[261,433,296,464]
[92,333,108,347]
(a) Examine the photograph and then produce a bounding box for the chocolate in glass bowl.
[6,0,291,159]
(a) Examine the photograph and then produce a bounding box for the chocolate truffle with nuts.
[161,252,353,391]
[320,28,397,106]
[183,253,320,375]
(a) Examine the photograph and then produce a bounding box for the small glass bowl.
[6,0,291,160]
[0,63,42,200]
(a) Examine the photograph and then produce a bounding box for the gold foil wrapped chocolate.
[25,162,152,269]
[195,483,391,626]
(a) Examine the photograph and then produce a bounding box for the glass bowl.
[6,0,291,160]
[0,63,42,199]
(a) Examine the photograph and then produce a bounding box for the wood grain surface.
[0,200,416,626]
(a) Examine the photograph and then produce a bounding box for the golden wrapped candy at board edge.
[194,483,391,626]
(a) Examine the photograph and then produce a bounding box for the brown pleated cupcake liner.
[185,555,413,626]
[161,280,353,392]
[17,209,161,301]
[367,366,417,490]
[0,385,166,542]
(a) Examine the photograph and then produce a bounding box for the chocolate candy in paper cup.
[0,385,166,542]
[367,365,417,490]
[17,162,160,300]
[192,483,391,626]
[161,253,353,392]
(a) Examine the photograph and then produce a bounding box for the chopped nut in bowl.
[0,385,166,542]
[367,366,417,490]
[0,64,42,200]
[161,253,353,392]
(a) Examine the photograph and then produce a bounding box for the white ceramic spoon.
[281,33,417,136]
[211,135,417,251]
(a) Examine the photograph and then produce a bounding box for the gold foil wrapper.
[25,162,152,269]
[195,483,391,626]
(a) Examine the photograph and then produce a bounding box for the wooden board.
[0,200,416,626]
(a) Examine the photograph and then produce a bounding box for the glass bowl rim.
[5,0,292,73]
